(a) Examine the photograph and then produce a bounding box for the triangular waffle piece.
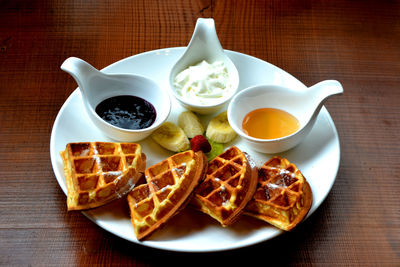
[191,146,258,226]
[127,150,207,240]
[60,142,146,211]
[245,156,312,231]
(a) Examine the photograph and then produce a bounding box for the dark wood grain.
[0,0,399,265]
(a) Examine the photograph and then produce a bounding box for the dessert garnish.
[151,122,190,152]
[205,139,224,161]
[178,110,204,138]
[206,111,237,143]
[190,135,211,153]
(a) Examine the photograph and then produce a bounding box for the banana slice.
[151,122,190,152]
[178,111,205,138]
[206,111,237,143]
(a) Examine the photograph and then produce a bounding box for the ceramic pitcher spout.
[308,80,343,106]
[60,57,100,96]
[304,80,343,131]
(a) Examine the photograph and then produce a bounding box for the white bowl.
[83,74,171,142]
[169,18,239,115]
[227,82,343,154]
[61,57,171,142]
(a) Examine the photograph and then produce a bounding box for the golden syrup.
[242,108,300,139]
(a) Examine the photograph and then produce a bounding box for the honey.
[242,108,300,139]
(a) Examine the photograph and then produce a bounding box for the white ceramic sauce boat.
[61,57,171,142]
[227,80,343,153]
[169,18,239,114]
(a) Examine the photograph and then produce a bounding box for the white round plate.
[50,48,340,252]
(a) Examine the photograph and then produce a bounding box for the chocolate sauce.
[95,95,156,130]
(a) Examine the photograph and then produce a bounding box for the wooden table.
[1,0,399,265]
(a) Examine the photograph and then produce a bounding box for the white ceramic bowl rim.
[89,73,171,133]
[227,84,303,143]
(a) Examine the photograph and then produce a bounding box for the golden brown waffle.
[191,146,258,227]
[127,150,207,240]
[60,142,146,211]
[245,156,312,231]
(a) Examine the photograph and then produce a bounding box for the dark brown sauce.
[95,95,156,130]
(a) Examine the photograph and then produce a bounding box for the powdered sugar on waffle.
[268,166,296,179]
[243,152,257,168]
[160,184,172,193]
[107,171,122,176]
[172,163,186,176]
[80,148,90,156]
[115,174,136,199]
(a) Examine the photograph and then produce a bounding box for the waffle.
[191,146,258,227]
[245,156,312,231]
[60,142,146,211]
[127,150,207,240]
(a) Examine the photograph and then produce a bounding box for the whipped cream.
[173,60,232,105]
